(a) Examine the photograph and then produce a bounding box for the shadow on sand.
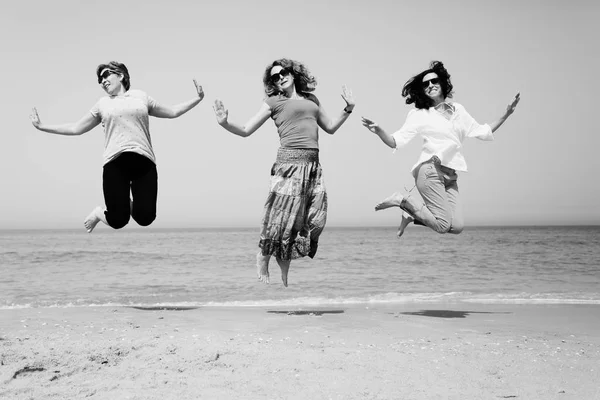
[398,310,511,319]
[267,310,345,316]
[129,306,199,311]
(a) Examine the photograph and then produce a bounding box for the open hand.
[30,107,41,129]
[193,79,204,101]
[361,116,383,135]
[506,92,520,117]
[213,99,228,125]
[341,85,355,111]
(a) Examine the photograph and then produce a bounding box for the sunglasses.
[270,68,291,84]
[421,77,440,88]
[98,69,117,83]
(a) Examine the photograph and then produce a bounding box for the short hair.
[96,61,131,91]
[263,58,317,97]
[401,61,454,109]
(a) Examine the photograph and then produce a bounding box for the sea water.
[1,226,599,309]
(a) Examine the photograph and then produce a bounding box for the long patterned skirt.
[258,147,328,261]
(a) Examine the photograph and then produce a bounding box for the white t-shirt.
[90,89,158,165]
[392,102,493,174]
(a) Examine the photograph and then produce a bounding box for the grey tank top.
[265,94,320,149]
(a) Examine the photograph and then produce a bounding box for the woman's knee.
[433,219,463,234]
[448,217,464,234]
[448,221,465,235]
[434,225,452,234]
[132,211,156,227]
[107,213,130,230]
[450,222,464,234]
[431,217,452,234]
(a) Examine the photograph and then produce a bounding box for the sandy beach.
[1,303,599,400]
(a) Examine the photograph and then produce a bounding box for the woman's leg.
[83,206,108,233]
[258,149,325,286]
[130,155,158,227]
[376,159,452,234]
[304,166,328,258]
[410,168,464,234]
[84,156,131,232]
[275,257,291,287]
[396,211,414,238]
[256,252,271,284]
[445,177,464,234]
[409,160,453,233]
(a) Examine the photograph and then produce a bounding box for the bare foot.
[397,211,414,238]
[375,192,404,211]
[256,253,270,284]
[276,258,291,287]
[84,206,107,233]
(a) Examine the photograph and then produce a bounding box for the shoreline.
[2,303,599,399]
[3,296,600,311]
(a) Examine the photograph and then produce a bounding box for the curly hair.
[96,61,131,91]
[262,58,317,97]
[401,61,454,109]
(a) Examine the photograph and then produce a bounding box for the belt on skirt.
[276,147,319,163]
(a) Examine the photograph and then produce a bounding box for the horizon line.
[1,224,599,233]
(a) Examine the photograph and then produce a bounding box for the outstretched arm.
[317,85,355,134]
[149,79,205,119]
[361,117,396,149]
[489,93,520,133]
[213,99,271,137]
[30,107,100,136]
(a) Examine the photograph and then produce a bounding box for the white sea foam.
[2,292,600,310]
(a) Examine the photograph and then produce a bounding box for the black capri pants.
[102,152,158,229]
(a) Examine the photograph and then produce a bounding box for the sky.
[1,0,598,230]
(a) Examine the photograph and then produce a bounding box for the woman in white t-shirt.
[30,61,204,232]
[361,61,520,238]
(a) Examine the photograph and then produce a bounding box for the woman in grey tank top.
[213,58,355,287]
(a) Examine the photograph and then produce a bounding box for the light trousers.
[402,157,464,234]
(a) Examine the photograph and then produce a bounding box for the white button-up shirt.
[392,102,493,174]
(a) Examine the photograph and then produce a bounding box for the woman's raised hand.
[30,107,41,129]
[213,99,229,125]
[505,92,520,117]
[361,116,383,136]
[193,79,204,101]
[341,85,355,110]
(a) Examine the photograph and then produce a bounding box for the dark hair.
[96,61,131,91]
[262,58,317,97]
[401,61,454,109]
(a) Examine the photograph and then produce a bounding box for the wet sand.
[1,303,599,399]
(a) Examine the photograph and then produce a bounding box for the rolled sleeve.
[392,110,419,150]
[460,105,494,141]
[468,123,494,141]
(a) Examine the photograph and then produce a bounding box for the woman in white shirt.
[361,61,520,237]
[30,61,204,233]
